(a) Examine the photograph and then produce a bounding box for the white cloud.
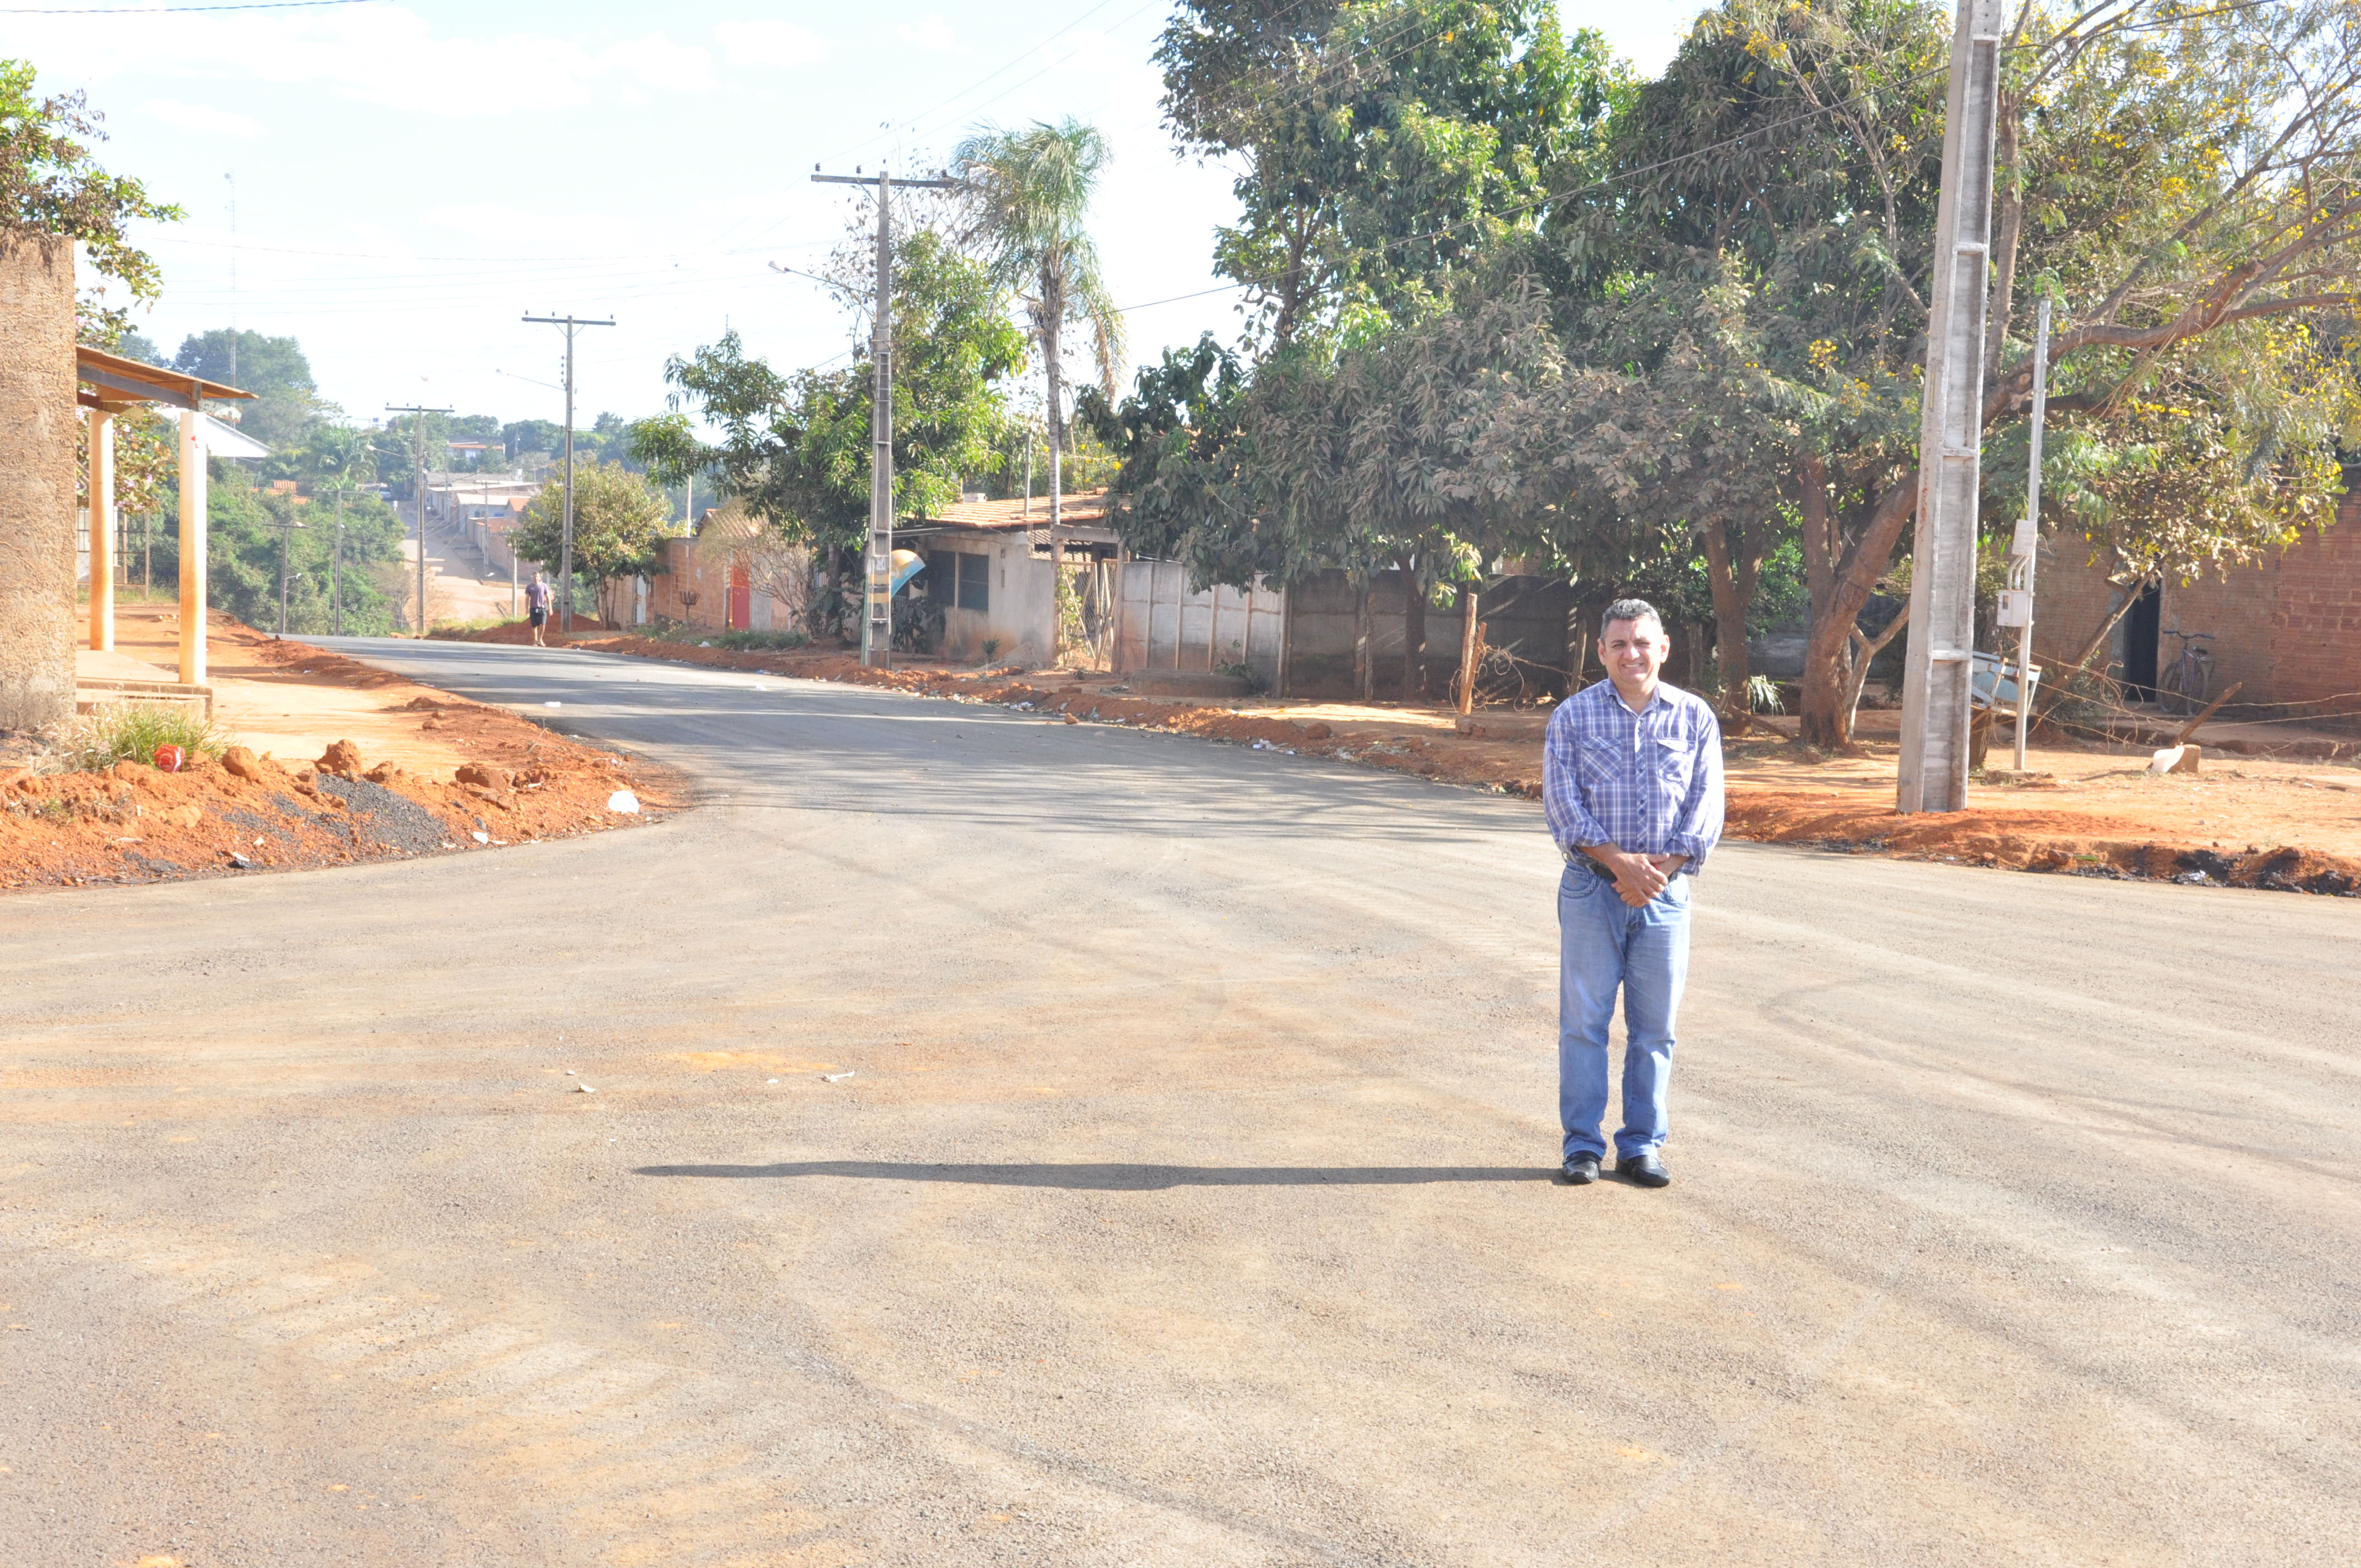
[896,15,955,52]
[715,19,829,70]
[145,98,262,139]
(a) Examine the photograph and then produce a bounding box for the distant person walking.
[525,571,552,646]
[1543,598,1724,1189]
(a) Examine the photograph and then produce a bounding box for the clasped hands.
[1588,847,1688,907]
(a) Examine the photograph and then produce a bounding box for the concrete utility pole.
[813,166,957,668]
[386,404,452,636]
[522,313,614,637]
[1897,0,2006,814]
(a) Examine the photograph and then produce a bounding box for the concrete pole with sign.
[1897,0,2005,813]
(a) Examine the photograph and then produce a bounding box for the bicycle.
[2155,628,2216,716]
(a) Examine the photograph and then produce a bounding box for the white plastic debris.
[765,1077,779,1085]
[471,830,489,844]
[565,1069,576,1075]
[578,1083,596,1093]
[606,789,640,814]
[822,1070,855,1082]
[543,700,562,708]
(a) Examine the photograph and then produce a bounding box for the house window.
[942,549,989,612]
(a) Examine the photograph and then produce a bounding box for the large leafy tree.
[1158,0,1620,348]
[1765,0,2361,743]
[630,229,1024,571]
[509,461,670,624]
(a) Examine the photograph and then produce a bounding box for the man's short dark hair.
[1601,597,1664,636]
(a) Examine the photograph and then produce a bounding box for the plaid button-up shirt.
[1543,679,1725,874]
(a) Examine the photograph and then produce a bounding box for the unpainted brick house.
[2032,484,2361,718]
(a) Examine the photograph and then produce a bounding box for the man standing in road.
[525,570,553,647]
[1544,598,1724,1189]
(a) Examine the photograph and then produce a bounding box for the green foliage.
[509,462,671,584]
[1,59,181,302]
[171,475,408,635]
[1157,1,1623,346]
[630,232,1024,553]
[704,628,810,651]
[172,328,332,448]
[55,702,231,772]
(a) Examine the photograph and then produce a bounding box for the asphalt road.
[4,638,2355,1568]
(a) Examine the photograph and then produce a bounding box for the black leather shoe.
[1617,1151,1671,1188]
[1560,1151,1601,1185]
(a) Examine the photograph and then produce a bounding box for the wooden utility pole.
[386,404,451,636]
[1897,0,2005,814]
[812,167,957,668]
[522,314,614,636]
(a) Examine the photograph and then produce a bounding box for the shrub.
[52,702,231,773]
[706,628,810,652]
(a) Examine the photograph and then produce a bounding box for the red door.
[727,564,751,630]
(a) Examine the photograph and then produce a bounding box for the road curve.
[3,636,2355,1567]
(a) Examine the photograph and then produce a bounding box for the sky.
[20,0,1713,435]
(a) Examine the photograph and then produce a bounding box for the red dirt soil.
[6,622,684,894]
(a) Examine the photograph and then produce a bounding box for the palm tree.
[952,118,1125,662]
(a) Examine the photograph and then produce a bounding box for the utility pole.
[270,513,307,636]
[813,166,957,668]
[522,313,614,637]
[331,489,345,636]
[2001,297,2052,771]
[387,404,452,636]
[1897,0,2005,814]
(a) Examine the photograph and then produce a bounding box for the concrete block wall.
[1281,569,1575,700]
[0,235,77,731]
[1113,559,1283,689]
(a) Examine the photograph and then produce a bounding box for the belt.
[1564,849,1617,879]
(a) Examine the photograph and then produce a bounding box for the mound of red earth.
[2,734,676,893]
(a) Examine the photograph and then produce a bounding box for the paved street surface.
[5,638,2355,1567]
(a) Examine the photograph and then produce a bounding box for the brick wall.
[2031,539,2125,673]
[2267,487,2361,709]
[2161,552,2282,707]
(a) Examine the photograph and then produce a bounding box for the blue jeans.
[1558,864,1692,1160]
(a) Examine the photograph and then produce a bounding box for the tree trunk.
[1838,598,1911,738]
[1798,452,1835,630]
[1799,473,1918,747]
[1359,579,1378,702]
[1401,557,1425,701]
[1455,584,1479,714]
[1045,307,1065,667]
[1699,519,1758,729]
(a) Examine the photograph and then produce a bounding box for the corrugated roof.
[910,489,1108,531]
